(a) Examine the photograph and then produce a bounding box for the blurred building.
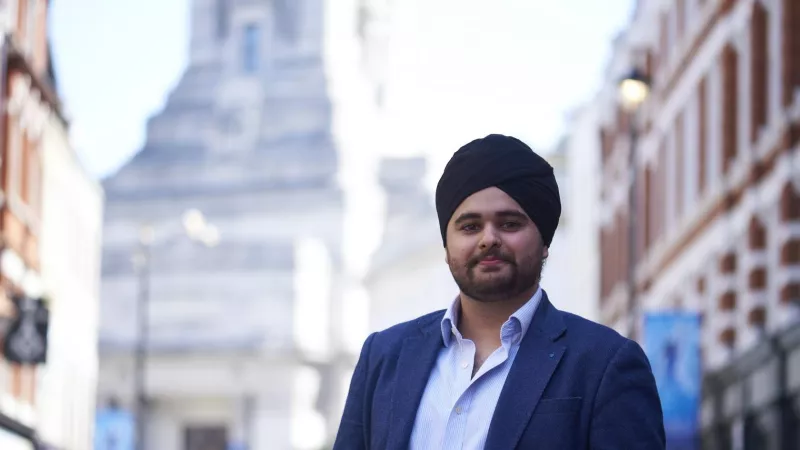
[558,104,604,323]
[96,0,349,449]
[0,0,104,449]
[584,0,799,447]
[364,157,456,332]
[539,140,590,318]
[37,72,104,450]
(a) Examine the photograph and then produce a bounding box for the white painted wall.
[561,103,602,322]
[38,114,104,450]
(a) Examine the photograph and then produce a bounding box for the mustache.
[467,249,514,267]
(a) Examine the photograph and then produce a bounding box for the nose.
[478,224,501,250]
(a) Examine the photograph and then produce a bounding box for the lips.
[478,256,506,266]
[469,251,512,268]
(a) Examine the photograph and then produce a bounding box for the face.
[445,187,548,303]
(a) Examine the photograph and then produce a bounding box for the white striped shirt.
[409,287,543,449]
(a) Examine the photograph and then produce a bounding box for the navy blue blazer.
[333,292,665,449]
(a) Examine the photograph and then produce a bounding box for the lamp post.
[618,68,651,340]
[132,210,220,450]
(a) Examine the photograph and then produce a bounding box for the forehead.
[452,187,526,217]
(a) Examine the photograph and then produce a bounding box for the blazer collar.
[486,291,568,449]
[386,290,568,450]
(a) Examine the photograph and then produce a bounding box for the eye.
[501,221,521,230]
[460,223,480,233]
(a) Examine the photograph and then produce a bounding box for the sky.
[49,0,190,177]
[48,0,635,180]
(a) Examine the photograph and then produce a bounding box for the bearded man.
[333,134,665,449]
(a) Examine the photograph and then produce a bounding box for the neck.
[457,284,538,343]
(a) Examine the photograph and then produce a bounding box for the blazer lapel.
[386,319,443,450]
[485,293,567,449]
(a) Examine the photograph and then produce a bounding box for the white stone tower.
[96,1,348,448]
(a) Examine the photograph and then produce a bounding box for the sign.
[94,408,134,450]
[643,311,701,450]
[2,296,49,365]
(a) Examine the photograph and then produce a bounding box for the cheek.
[446,244,472,268]
[505,233,544,260]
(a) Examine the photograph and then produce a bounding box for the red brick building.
[597,0,799,364]
[0,0,62,440]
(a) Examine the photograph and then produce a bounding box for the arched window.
[780,182,800,221]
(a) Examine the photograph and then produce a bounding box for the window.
[751,1,769,143]
[707,65,722,188]
[698,78,707,193]
[665,129,677,232]
[274,0,300,42]
[242,23,260,73]
[721,44,739,173]
[683,95,699,211]
[184,425,227,450]
[783,0,800,107]
[216,0,229,39]
[674,114,684,218]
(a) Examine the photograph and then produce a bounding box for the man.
[333,134,665,449]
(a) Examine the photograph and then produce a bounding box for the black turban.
[435,134,561,247]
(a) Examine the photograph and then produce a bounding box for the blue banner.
[94,408,135,450]
[643,311,701,450]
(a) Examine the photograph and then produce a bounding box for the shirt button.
[461,361,469,369]
[455,406,463,414]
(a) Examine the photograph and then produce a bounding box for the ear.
[542,246,549,259]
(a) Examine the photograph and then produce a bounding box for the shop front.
[701,325,800,450]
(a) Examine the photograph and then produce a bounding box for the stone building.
[96,0,349,448]
[364,157,456,332]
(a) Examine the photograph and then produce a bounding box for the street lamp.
[619,68,651,112]
[132,210,220,450]
[618,67,651,340]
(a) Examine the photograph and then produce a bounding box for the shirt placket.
[441,336,476,449]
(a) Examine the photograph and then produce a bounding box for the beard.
[448,246,545,303]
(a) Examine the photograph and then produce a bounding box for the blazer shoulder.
[560,311,630,353]
[370,309,446,349]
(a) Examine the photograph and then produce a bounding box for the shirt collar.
[440,286,543,347]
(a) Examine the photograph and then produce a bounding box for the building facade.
[559,103,604,323]
[97,1,350,449]
[591,0,799,447]
[0,0,81,448]
[364,157,456,332]
[37,107,104,449]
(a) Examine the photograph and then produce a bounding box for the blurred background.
[0,0,794,449]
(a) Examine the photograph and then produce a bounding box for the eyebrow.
[453,210,529,224]
[495,210,529,220]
